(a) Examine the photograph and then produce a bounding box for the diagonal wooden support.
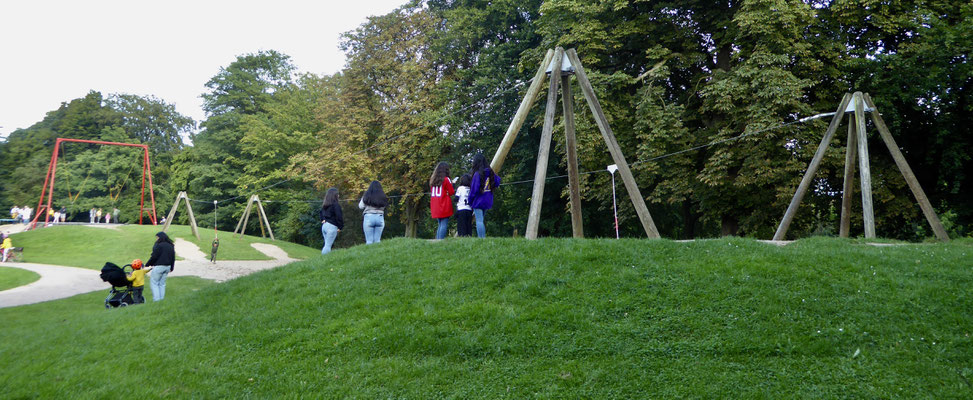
[162,191,200,240]
[525,47,564,240]
[491,49,556,173]
[566,49,660,238]
[255,195,276,241]
[562,73,584,238]
[839,113,858,238]
[862,94,949,241]
[773,93,853,240]
[234,195,255,235]
[852,92,876,238]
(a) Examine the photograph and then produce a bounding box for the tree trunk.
[682,201,698,239]
[404,198,419,238]
[721,215,739,237]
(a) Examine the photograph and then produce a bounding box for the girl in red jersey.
[429,162,455,239]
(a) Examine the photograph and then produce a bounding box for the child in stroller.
[99,262,136,308]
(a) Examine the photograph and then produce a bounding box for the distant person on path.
[112,208,119,223]
[59,207,67,223]
[1,233,12,262]
[146,232,175,301]
[469,153,501,238]
[21,206,31,224]
[359,180,388,244]
[320,188,344,254]
[429,162,455,240]
[89,207,96,223]
[48,208,56,225]
[126,259,151,304]
[105,213,111,224]
[10,206,20,222]
[96,208,103,223]
[454,174,473,237]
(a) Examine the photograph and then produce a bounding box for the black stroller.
[99,262,135,308]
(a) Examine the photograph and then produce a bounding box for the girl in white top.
[454,174,473,237]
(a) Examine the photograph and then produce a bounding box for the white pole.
[608,164,619,239]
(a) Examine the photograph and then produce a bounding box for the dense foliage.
[2,0,970,241]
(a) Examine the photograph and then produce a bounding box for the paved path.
[0,240,299,308]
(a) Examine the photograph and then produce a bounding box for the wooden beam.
[182,194,200,240]
[862,93,949,241]
[565,48,660,238]
[491,49,556,173]
[839,113,858,238]
[162,191,183,232]
[773,93,853,240]
[853,92,876,238]
[562,73,584,238]
[237,195,255,238]
[525,48,564,240]
[255,195,276,241]
[234,196,255,234]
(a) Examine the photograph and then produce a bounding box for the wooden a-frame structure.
[491,47,660,239]
[162,191,200,240]
[234,194,275,241]
[774,91,949,242]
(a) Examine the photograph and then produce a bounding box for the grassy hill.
[0,266,40,291]
[8,224,321,268]
[1,237,971,398]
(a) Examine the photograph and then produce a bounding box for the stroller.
[99,262,135,308]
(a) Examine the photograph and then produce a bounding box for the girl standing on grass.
[429,162,454,240]
[359,180,389,244]
[320,188,344,254]
[146,232,175,301]
[469,153,501,238]
[454,174,473,237]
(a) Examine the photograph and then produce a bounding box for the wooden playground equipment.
[491,47,660,239]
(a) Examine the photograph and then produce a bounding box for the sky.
[0,0,406,138]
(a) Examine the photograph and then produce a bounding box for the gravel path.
[0,240,299,308]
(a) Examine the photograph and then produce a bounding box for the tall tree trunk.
[404,198,419,238]
[721,214,739,237]
[682,200,699,239]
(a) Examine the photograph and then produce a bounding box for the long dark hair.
[362,180,389,208]
[322,187,340,208]
[457,174,472,188]
[155,231,173,244]
[429,162,450,188]
[471,153,497,192]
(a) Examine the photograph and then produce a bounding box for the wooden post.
[853,92,876,238]
[773,93,853,240]
[562,73,584,238]
[255,195,276,241]
[839,113,858,238]
[236,195,255,238]
[491,49,556,173]
[863,93,949,241]
[525,47,564,240]
[565,49,660,238]
[233,196,255,235]
[162,191,199,240]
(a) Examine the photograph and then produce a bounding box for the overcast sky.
[0,0,406,138]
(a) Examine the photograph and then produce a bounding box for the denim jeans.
[321,222,339,254]
[435,218,449,240]
[150,265,170,301]
[474,209,486,238]
[363,213,385,244]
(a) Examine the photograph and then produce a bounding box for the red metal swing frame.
[29,138,158,228]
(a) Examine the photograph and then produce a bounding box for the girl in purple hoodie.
[469,153,501,238]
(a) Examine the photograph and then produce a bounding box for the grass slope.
[10,224,320,269]
[1,237,971,398]
[0,266,40,291]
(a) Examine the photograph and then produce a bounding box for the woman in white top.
[454,174,473,237]
[359,180,389,244]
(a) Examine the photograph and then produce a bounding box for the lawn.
[9,224,321,269]
[0,266,40,291]
[0,237,970,398]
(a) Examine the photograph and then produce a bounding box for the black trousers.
[133,287,145,304]
[456,209,473,237]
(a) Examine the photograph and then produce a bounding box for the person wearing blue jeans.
[359,180,389,244]
[320,188,344,254]
[145,231,175,301]
[429,162,455,240]
[469,153,501,238]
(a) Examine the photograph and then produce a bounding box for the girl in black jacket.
[320,188,343,254]
[146,231,175,301]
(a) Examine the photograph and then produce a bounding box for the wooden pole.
[773,93,853,240]
[182,194,200,240]
[491,49,556,173]
[562,73,584,238]
[234,196,255,234]
[862,93,949,241]
[853,92,876,238]
[839,113,858,238]
[237,195,255,238]
[255,195,276,241]
[565,48,660,238]
[162,191,182,231]
[525,47,564,240]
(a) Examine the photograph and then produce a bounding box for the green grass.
[9,224,320,269]
[1,237,971,398]
[0,266,40,291]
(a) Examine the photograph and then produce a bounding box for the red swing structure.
[29,138,159,228]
